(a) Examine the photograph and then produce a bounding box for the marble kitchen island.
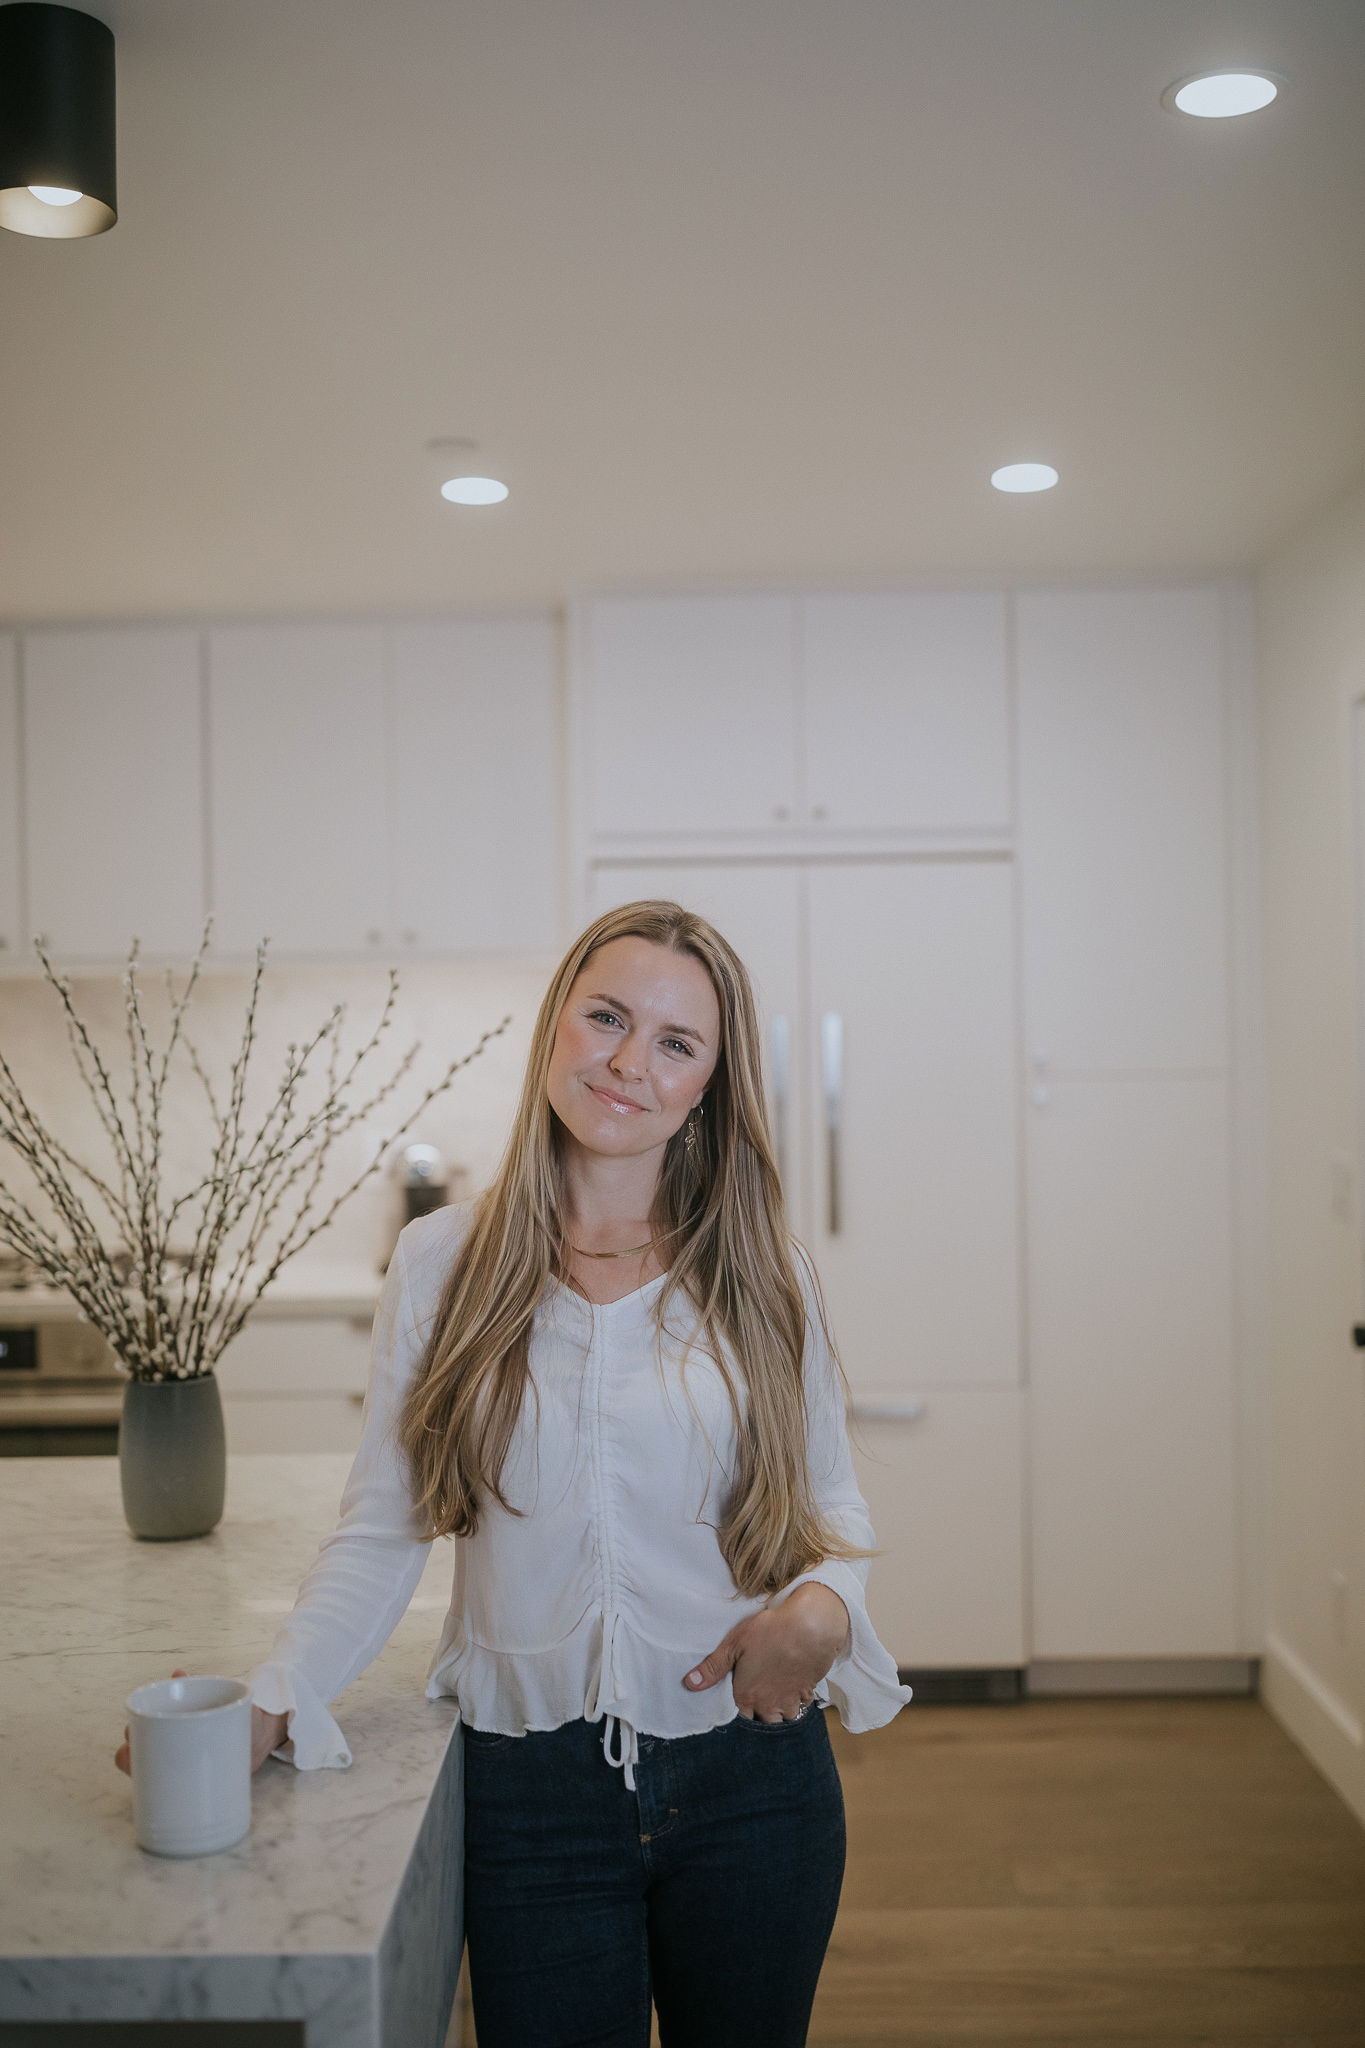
[0,1454,464,2048]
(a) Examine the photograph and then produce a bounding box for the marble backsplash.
[0,953,556,1282]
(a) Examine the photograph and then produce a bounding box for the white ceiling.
[2,0,1364,621]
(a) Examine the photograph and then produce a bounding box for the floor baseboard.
[1028,1656,1259,1696]
[895,1658,1262,1702]
[1261,1630,1365,1828]
[897,1667,1024,1703]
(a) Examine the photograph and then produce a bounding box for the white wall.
[1256,475,1365,1824]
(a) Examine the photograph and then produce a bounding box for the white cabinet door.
[801,592,1010,833]
[806,861,1022,1389]
[1017,588,1229,1072]
[215,1316,372,1396]
[579,595,799,838]
[218,1315,371,1453]
[588,863,806,1220]
[388,618,560,955]
[209,624,388,957]
[0,638,19,960]
[24,628,205,960]
[222,1396,365,1454]
[850,1391,1026,1668]
[1026,1074,1239,1657]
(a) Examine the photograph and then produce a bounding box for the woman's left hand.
[684,1583,850,1723]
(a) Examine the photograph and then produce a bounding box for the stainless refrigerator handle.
[848,1398,927,1424]
[820,1011,843,1236]
[769,1014,791,1189]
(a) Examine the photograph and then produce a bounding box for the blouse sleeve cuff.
[768,1563,913,1731]
[246,1661,353,1771]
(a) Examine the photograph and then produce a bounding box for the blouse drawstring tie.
[589,1606,639,1789]
[601,1712,639,1790]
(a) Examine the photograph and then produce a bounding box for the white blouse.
[247,1203,911,1783]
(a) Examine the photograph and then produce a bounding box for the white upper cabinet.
[0,638,19,960]
[388,618,560,955]
[1017,588,1229,1072]
[575,590,1012,850]
[208,624,389,958]
[579,594,799,837]
[800,592,1011,833]
[24,627,205,960]
[210,617,561,962]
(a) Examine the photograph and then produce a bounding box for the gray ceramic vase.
[119,1374,227,1540]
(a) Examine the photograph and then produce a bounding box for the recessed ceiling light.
[991,463,1059,494]
[28,184,83,207]
[440,476,509,506]
[1161,70,1283,118]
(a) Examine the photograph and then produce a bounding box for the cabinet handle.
[848,1398,927,1424]
[769,1014,791,1188]
[820,1011,843,1236]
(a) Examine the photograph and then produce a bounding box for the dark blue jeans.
[462,1704,846,2047]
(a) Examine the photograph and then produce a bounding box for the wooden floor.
[454,1697,1365,2045]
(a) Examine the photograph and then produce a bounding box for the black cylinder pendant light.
[0,3,115,238]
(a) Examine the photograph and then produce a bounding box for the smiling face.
[546,935,722,1165]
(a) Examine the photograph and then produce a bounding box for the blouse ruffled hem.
[424,1605,752,1743]
[246,1659,353,1772]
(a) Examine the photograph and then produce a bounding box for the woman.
[231,902,908,2044]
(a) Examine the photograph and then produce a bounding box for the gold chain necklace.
[571,1238,658,1260]
[569,1224,682,1261]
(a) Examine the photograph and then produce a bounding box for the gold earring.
[684,1105,701,1154]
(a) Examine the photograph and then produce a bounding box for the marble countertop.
[0,1454,462,2047]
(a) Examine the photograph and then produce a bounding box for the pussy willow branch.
[0,1066,116,1271]
[34,939,141,1224]
[204,1020,508,1367]
[176,982,399,1371]
[0,928,509,1380]
[0,1189,138,1354]
[0,1047,126,1239]
[181,940,268,1294]
[188,1024,421,1362]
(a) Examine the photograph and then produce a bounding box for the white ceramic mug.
[126,1674,252,1857]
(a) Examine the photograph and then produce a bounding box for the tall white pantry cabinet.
[573,583,1261,1680]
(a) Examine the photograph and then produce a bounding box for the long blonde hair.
[397,899,866,1597]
